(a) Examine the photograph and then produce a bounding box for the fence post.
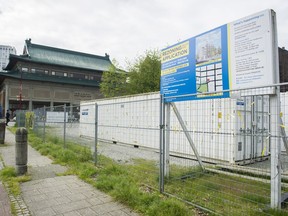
[15,127,28,175]
[43,106,46,143]
[270,10,281,209]
[94,103,98,165]
[165,102,170,177]
[159,94,165,193]
[63,104,67,148]
[270,90,281,208]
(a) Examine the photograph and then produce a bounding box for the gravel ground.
[35,122,288,176]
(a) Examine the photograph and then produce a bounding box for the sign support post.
[270,10,281,209]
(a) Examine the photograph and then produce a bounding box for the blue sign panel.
[161,25,230,102]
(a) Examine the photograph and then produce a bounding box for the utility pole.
[18,68,23,110]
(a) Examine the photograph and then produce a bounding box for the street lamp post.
[18,67,23,110]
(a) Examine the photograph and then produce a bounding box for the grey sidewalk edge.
[1,166,32,216]
[0,133,31,216]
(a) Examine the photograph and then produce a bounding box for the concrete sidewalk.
[0,129,139,216]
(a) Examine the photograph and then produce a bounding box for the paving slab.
[0,129,139,216]
[0,182,12,216]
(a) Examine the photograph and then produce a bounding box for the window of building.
[85,75,89,79]
[51,71,55,75]
[35,68,45,74]
[94,74,102,81]
[45,70,49,75]
[31,68,36,73]
[70,73,74,78]
[90,76,94,80]
[55,71,64,76]
[64,72,67,77]
[21,67,29,72]
[73,73,85,79]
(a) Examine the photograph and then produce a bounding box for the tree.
[100,50,161,98]
[126,50,161,94]
[100,63,128,98]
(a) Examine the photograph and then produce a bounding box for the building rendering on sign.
[0,39,113,116]
[0,45,17,71]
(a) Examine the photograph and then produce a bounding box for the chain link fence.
[28,84,288,215]
[33,104,94,150]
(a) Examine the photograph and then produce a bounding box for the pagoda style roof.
[5,39,112,71]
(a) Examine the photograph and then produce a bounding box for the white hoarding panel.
[46,111,68,123]
[229,10,274,90]
[80,92,271,164]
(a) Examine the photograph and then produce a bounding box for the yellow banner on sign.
[161,41,189,63]
[161,63,189,76]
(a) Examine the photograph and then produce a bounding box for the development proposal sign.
[229,11,274,89]
[161,9,276,102]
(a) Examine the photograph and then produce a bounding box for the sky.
[0,0,287,70]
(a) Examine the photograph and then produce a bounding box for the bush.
[25,112,34,128]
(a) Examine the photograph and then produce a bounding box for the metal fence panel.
[28,84,288,215]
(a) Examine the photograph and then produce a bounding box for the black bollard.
[0,122,5,144]
[15,127,28,175]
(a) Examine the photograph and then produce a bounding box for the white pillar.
[270,93,281,208]
[50,101,53,111]
[29,100,32,111]
[164,103,170,177]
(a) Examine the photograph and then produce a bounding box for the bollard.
[15,127,28,175]
[0,122,5,144]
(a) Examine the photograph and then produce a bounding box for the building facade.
[0,39,113,116]
[0,45,16,70]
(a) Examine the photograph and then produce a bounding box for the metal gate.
[237,95,270,164]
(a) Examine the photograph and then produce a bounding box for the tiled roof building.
[0,39,113,115]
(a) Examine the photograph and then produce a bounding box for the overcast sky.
[0,0,287,69]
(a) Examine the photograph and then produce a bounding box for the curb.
[1,157,31,216]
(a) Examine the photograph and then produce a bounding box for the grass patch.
[22,130,193,215]
[0,166,31,196]
[9,128,288,215]
[147,199,191,216]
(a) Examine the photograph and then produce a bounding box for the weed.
[11,129,288,215]
[0,166,31,196]
[147,198,191,216]
[0,166,16,179]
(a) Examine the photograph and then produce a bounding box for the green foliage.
[147,199,191,216]
[23,130,192,215]
[0,166,16,179]
[100,63,128,98]
[95,174,122,192]
[10,129,288,215]
[111,180,146,209]
[265,208,288,216]
[126,50,161,95]
[0,166,31,196]
[76,162,98,180]
[47,135,60,144]
[100,50,161,98]
[25,112,34,128]
[94,164,128,192]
